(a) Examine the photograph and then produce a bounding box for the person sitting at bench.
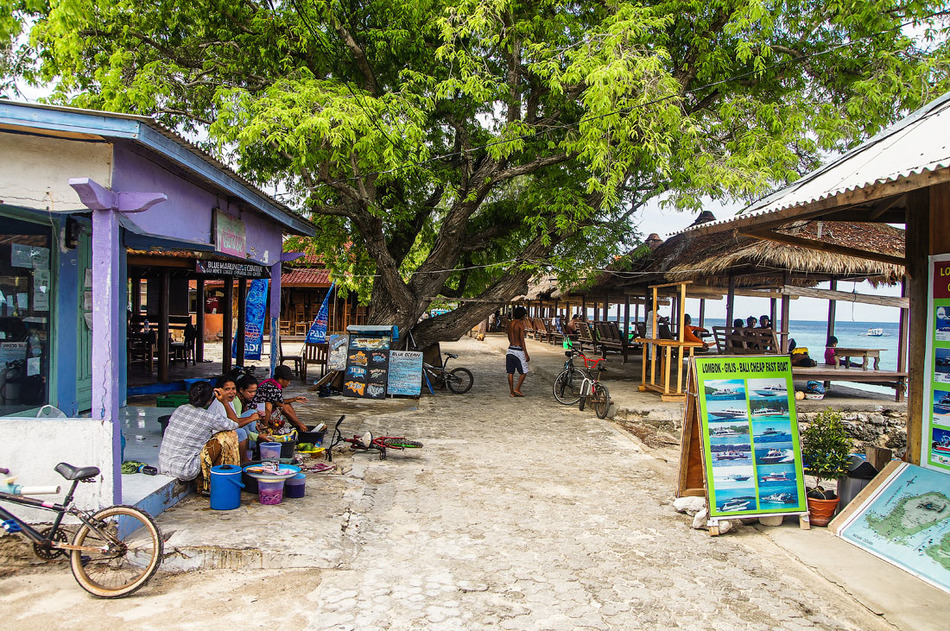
[682,314,708,350]
[789,339,817,367]
[825,336,861,367]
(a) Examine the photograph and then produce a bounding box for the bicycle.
[404,329,474,394]
[0,463,163,598]
[553,349,610,419]
[423,352,474,394]
[326,415,424,461]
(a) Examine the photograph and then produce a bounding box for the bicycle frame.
[0,479,108,554]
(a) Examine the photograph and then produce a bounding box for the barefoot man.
[506,306,530,397]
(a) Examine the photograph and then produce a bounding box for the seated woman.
[682,314,709,350]
[825,335,860,367]
[251,365,309,439]
[158,381,251,494]
[207,375,261,463]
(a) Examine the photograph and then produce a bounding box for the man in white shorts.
[506,306,530,396]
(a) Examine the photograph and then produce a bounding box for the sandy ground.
[0,337,904,629]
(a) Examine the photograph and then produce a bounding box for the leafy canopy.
[4,1,950,337]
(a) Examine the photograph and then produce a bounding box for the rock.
[673,496,707,515]
[691,507,709,529]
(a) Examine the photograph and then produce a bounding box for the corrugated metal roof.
[674,90,950,235]
[0,100,315,236]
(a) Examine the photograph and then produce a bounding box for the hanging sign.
[213,209,247,258]
[196,259,268,277]
[923,254,950,471]
[306,283,334,344]
[692,355,808,522]
[232,279,269,360]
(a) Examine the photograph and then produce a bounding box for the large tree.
[4,1,950,345]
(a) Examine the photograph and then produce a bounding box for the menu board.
[388,351,423,396]
[343,334,390,399]
[694,355,808,519]
[327,334,349,371]
[924,254,950,472]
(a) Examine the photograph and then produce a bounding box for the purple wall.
[110,145,283,263]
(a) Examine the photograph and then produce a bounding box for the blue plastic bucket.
[210,464,244,510]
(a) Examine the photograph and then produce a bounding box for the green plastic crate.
[156,394,189,407]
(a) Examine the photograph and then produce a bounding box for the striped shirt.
[158,404,237,480]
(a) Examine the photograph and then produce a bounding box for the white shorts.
[506,347,530,374]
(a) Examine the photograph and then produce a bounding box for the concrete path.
[0,336,941,630]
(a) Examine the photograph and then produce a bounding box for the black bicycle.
[0,463,163,598]
[423,352,474,394]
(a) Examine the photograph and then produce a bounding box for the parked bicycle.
[326,415,424,461]
[553,349,610,419]
[0,463,163,598]
[404,330,474,394]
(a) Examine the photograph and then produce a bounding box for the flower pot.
[807,496,840,527]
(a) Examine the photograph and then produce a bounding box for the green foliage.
[801,409,854,490]
[5,1,950,333]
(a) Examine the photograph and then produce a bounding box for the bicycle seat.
[55,462,100,481]
[443,352,458,359]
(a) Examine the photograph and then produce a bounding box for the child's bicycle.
[326,415,424,461]
[553,348,610,419]
[0,463,163,598]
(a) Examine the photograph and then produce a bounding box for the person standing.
[506,306,530,397]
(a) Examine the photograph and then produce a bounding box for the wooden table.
[833,348,884,371]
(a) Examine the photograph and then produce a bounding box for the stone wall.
[797,409,908,458]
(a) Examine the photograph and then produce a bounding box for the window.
[0,216,51,413]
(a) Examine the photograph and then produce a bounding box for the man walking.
[506,306,530,397]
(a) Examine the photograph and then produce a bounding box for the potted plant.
[800,408,852,527]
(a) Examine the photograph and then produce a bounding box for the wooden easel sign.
[678,355,809,534]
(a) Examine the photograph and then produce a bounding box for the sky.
[634,199,904,324]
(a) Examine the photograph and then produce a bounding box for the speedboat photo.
[710,408,748,419]
[720,498,751,512]
[760,471,791,482]
[753,384,786,397]
[759,448,791,464]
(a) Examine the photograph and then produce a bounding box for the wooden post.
[898,278,909,390]
[780,272,791,353]
[726,275,736,328]
[131,276,142,313]
[581,295,587,320]
[624,295,631,339]
[158,269,170,383]
[866,446,893,472]
[905,187,932,465]
[222,277,234,375]
[236,278,247,367]
[699,298,706,329]
[826,279,837,342]
[195,277,205,363]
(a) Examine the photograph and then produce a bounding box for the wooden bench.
[791,366,907,402]
[592,321,633,364]
[543,318,564,345]
[575,321,596,353]
[712,326,779,354]
[301,342,329,383]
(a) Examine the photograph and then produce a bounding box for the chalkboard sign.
[327,334,348,371]
[388,351,423,396]
[343,334,390,399]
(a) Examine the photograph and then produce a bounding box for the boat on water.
[760,472,791,482]
[759,448,791,464]
[752,407,783,417]
[760,427,781,435]
[720,498,751,512]
[753,384,786,397]
[865,327,884,337]
[723,473,751,482]
[935,394,950,415]
[710,408,748,419]
[933,440,950,455]
[716,450,747,461]
[761,492,796,504]
[711,387,743,398]
[712,427,740,437]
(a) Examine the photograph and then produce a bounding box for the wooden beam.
[780,285,908,309]
[905,187,931,465]
[741,229,905,267]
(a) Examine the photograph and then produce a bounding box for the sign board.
[196,259,268,277]
[327,334,348,371]
[923,254,950,472]
[232,279,268,360]
[213,209,247,258]
[343,334,390,399]
[388,351,423,396]
[832,461,950,595]
[688,355,808,524]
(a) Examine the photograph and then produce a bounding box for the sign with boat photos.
[692,355,808,522]
[923,254,950,472]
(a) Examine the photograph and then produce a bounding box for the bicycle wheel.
[382,438,424,449]
[446,367,474,394]
[592,383,611,419]
[70,505,163,598]
[553,369,581,405]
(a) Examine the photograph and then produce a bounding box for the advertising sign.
[306,283,334,344]
[196,259,268,277]
[214,209,247,258]
[343,334,391,399]
[388,351,423,396]
[923,254,950,471]
[694,355,808,519]
[232,279,268,360]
